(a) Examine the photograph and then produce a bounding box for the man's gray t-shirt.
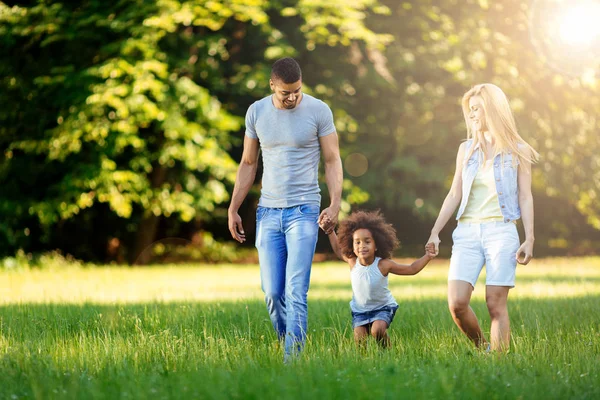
[245,93,336,208]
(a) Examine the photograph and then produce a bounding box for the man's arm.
[319,132,343,231]
[228,135,260,243]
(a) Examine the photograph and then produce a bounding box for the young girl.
[321,210,436,348]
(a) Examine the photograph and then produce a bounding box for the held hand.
[318,206,339,234]
[516,239,534,265]
[425,243,437,259]
[319,215,335,234]
[228,211,246,243]
[426,233,441,256]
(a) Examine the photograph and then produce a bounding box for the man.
[228,57,342,362]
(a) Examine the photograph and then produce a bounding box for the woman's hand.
[516,239,534,265]
[426,233,441,256]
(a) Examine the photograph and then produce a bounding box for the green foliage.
[1,249,84,271]
[0,0,388,261]
[1,0,598,261]
[330,0,600,249]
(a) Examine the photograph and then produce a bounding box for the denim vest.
[456,140,521,222]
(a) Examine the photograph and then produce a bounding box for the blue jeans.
[255,204,320,361]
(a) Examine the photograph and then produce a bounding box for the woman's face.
[353,228,376,266]
[468,96,486,133]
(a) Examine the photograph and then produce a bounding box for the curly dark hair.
[337,210,399,259]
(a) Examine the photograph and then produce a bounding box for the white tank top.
[350,257,398,313]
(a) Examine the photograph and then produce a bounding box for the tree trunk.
[130,163,167,265]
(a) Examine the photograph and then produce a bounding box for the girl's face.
[468,96,487,133]
[352,228,376,266]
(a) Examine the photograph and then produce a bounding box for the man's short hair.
[271,57,302,84]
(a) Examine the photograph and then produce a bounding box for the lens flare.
[530,0,600,76]
[559,4,600,47]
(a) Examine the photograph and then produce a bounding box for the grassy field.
[0,257,599,399]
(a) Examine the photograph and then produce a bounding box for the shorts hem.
[351,305,398,329]
[448,277,476,288]
[485,281,515,288]
[352,319,389,329]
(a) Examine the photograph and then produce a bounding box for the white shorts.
[448,221,520,288]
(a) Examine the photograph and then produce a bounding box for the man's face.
[270,79,302,109]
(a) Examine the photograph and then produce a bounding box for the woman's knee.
[486,298,508,319]
[448,297,470,317]
[486,289,509,319]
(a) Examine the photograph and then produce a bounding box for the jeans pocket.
[297,204,320,216]
[256,206,269,222]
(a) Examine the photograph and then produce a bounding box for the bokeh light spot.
[344,153,369,177]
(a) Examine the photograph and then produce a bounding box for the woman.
[427,83,539,352]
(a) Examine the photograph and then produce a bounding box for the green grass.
[0,257,599,399]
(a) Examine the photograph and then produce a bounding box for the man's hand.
[516,239,534,265]
[319,214,335,234]
[228,210,246,243]
[318,206,339,234]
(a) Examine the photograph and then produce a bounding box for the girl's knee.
[370,323,387,338]
[354,326,368,339]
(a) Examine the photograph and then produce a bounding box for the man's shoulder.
[303,93,331,110]
[248,96,272,114]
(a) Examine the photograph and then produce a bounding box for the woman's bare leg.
[486,285,510,352]
[448,280,487,348]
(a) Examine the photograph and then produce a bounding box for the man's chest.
[255,113,319,148]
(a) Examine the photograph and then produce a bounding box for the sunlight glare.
[559,3,600,47]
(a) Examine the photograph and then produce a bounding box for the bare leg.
[486,285,510,352]
[354,326,369,349]
[370,320,390,348]
[448,280,487,348]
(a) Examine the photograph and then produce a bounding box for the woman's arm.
[516,159,534,264]
[426,143,466,254]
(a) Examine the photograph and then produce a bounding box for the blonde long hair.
[461,83,539,165]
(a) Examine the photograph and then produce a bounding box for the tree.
[0,0,391,262]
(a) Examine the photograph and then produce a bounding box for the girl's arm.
[379,249,435,276]
[516,159,534,264]
[426,142,466,255]
[327,231,355,268]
